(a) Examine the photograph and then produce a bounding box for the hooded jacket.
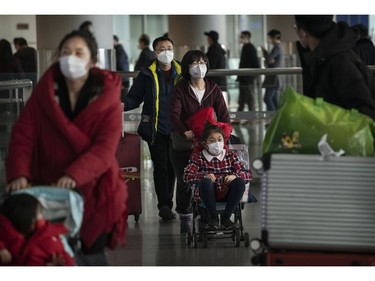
[0,214,74,266]
[124,60,181,143]
[17,222,75,266]
[301,21,375,120]
[169,78,230,134]
[6,64,128,250]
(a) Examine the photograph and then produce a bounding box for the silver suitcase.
[261,154,375,253]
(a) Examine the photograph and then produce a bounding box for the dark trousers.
[148,132,175,210]
[238,81,255,111]
[169,146,192,214]
[198,177,245,219]
[264,87,279,111]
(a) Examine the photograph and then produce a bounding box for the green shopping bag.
[263,87,375,156]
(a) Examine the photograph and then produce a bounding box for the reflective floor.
[107,122,265,266]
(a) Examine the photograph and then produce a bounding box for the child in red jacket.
[0,193,75,266]
[183,123,252,229]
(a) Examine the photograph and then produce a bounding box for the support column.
[168,15,227,61]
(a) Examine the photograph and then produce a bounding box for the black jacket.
[206,42,227,91]
[114,44,129,71]
[353,38,375,66]
[134,47,155,71]
[238,43,260,83]
[14,47,36,73]
[300,21,375,120]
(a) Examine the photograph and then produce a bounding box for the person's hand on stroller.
[224,175,236,185]
[205,173,216,182]
[55,175,77,189]
[46,253,66,266]
[6,176,29,192]
[0,249,12,264]
[184,130,195,140]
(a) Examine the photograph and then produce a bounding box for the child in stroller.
[0,187,83,265]
[183,118,252,247]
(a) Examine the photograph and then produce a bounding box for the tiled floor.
[107,122,265,266]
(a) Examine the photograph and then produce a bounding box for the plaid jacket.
[183,149,252,200]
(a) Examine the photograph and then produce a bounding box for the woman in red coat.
[5,30,128,265]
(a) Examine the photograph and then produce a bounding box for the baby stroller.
[11,186,84,258]
[186,143,256,248]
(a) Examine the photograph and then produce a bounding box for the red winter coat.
[0,214,25,265]
[6,64,128,250]
[17,222,75,266]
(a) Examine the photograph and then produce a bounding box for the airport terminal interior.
[1,14,375,267]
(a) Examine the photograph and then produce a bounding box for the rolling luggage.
[116,132,142,222]
[251,154,375,265]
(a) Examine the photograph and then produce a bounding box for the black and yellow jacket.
[124,59,181,143]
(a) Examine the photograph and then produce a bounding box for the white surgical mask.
[59,55,89,80]
[157,50,174,65]
[207,141,224,156]
[189,64,207,79]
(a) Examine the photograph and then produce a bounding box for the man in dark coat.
[204,30,227,92]
[13,37,36,74]
[113,35,130,87]
[134,34,155,71]
[237,30,260,111]
[294,15,375,120]
[351,24,375,66]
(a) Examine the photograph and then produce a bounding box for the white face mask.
[207,141,224,156]
[157,50,174,65]
[59,55,89,80]
[189,64,207,79]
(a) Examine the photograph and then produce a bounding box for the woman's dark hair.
[180,50,209,80]
[294,15,334,39]
[267,29,281,40]
[201,123,224,143]
[57,30,98,63]
[57,30,103,98]
[0,193,40,235]
[0,39,13,63]
[152,36,174,50]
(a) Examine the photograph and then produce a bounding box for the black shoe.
[220,216,235,229]
[180,214,193,234]
[159,205,176,222]
[207,217,219,229]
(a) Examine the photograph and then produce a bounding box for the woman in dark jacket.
[169,50,230,233]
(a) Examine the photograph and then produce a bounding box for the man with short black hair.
[13,37,36,74]
[294,15,375,120]
[124,37,181,221]
[237,30,260,111]
[351,24,375,65]
[204,30,227,91]
[113,35,129,87]
[134,34,155,71]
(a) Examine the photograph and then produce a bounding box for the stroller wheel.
[235,229,241,247]
[203,234,208,248]
[244,232,250,247]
